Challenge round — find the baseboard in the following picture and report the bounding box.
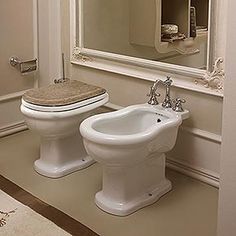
[166,158,220,188]
[0,121,28,138]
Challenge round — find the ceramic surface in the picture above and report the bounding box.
[21,93,109,178]
[80,104,189,215]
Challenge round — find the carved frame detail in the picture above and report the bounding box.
[195,57,225,91]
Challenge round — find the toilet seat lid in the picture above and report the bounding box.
[22,93,108,112]
[22,80,106,107]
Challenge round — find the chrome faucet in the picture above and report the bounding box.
[172,98,186,112]
[147,80,161,105]
[147,77,186,111]
[162,76,173,108]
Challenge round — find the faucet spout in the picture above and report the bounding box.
[162,76,173,108]
[151,79,161,92]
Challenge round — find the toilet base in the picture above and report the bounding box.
[34,131,95,178]
[95,179,172,216]
[34,155,95,178]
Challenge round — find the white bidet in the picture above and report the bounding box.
[80,103,189,216]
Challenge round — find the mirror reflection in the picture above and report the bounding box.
[80,0,209,69]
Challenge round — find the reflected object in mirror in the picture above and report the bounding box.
[161,33,186,43]
[190,6,197,38]
[161,23,186,44]
[161,24,179,35]
[79,0,209,69]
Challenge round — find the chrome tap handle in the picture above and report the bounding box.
[172,98,186,112]
[147,80,161,105]
[147,91,160,105]
[162,76,173,108]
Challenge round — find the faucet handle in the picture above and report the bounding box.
[147,91,160,105]
[172,98,186,112]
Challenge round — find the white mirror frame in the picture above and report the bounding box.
[70,0,224,97]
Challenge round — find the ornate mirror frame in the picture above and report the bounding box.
[70,0,224,97]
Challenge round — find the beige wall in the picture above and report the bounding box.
[0,1,63,135]
[217,0,236,234]
[0,0,35,95]
[0,0,37,134]
[0,99,24,130]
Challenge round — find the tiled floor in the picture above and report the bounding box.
[0,131,218,236]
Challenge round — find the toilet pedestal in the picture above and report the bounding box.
[95,153,172,216]
[34,131,95,178]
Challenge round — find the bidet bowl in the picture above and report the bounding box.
[80,104,183,165]
[81,104,182,144]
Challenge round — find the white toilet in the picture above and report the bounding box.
[21,80,109,178]
[80,103,189,216]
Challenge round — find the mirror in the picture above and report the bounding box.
[76,0,210,70]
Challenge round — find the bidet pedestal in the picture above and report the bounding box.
[34,132,95,178]
[95,153,172,216]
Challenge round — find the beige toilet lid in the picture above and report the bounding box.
[23,80,106,106]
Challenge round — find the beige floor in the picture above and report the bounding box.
[0,131,218,236]
[0,190,71,236]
